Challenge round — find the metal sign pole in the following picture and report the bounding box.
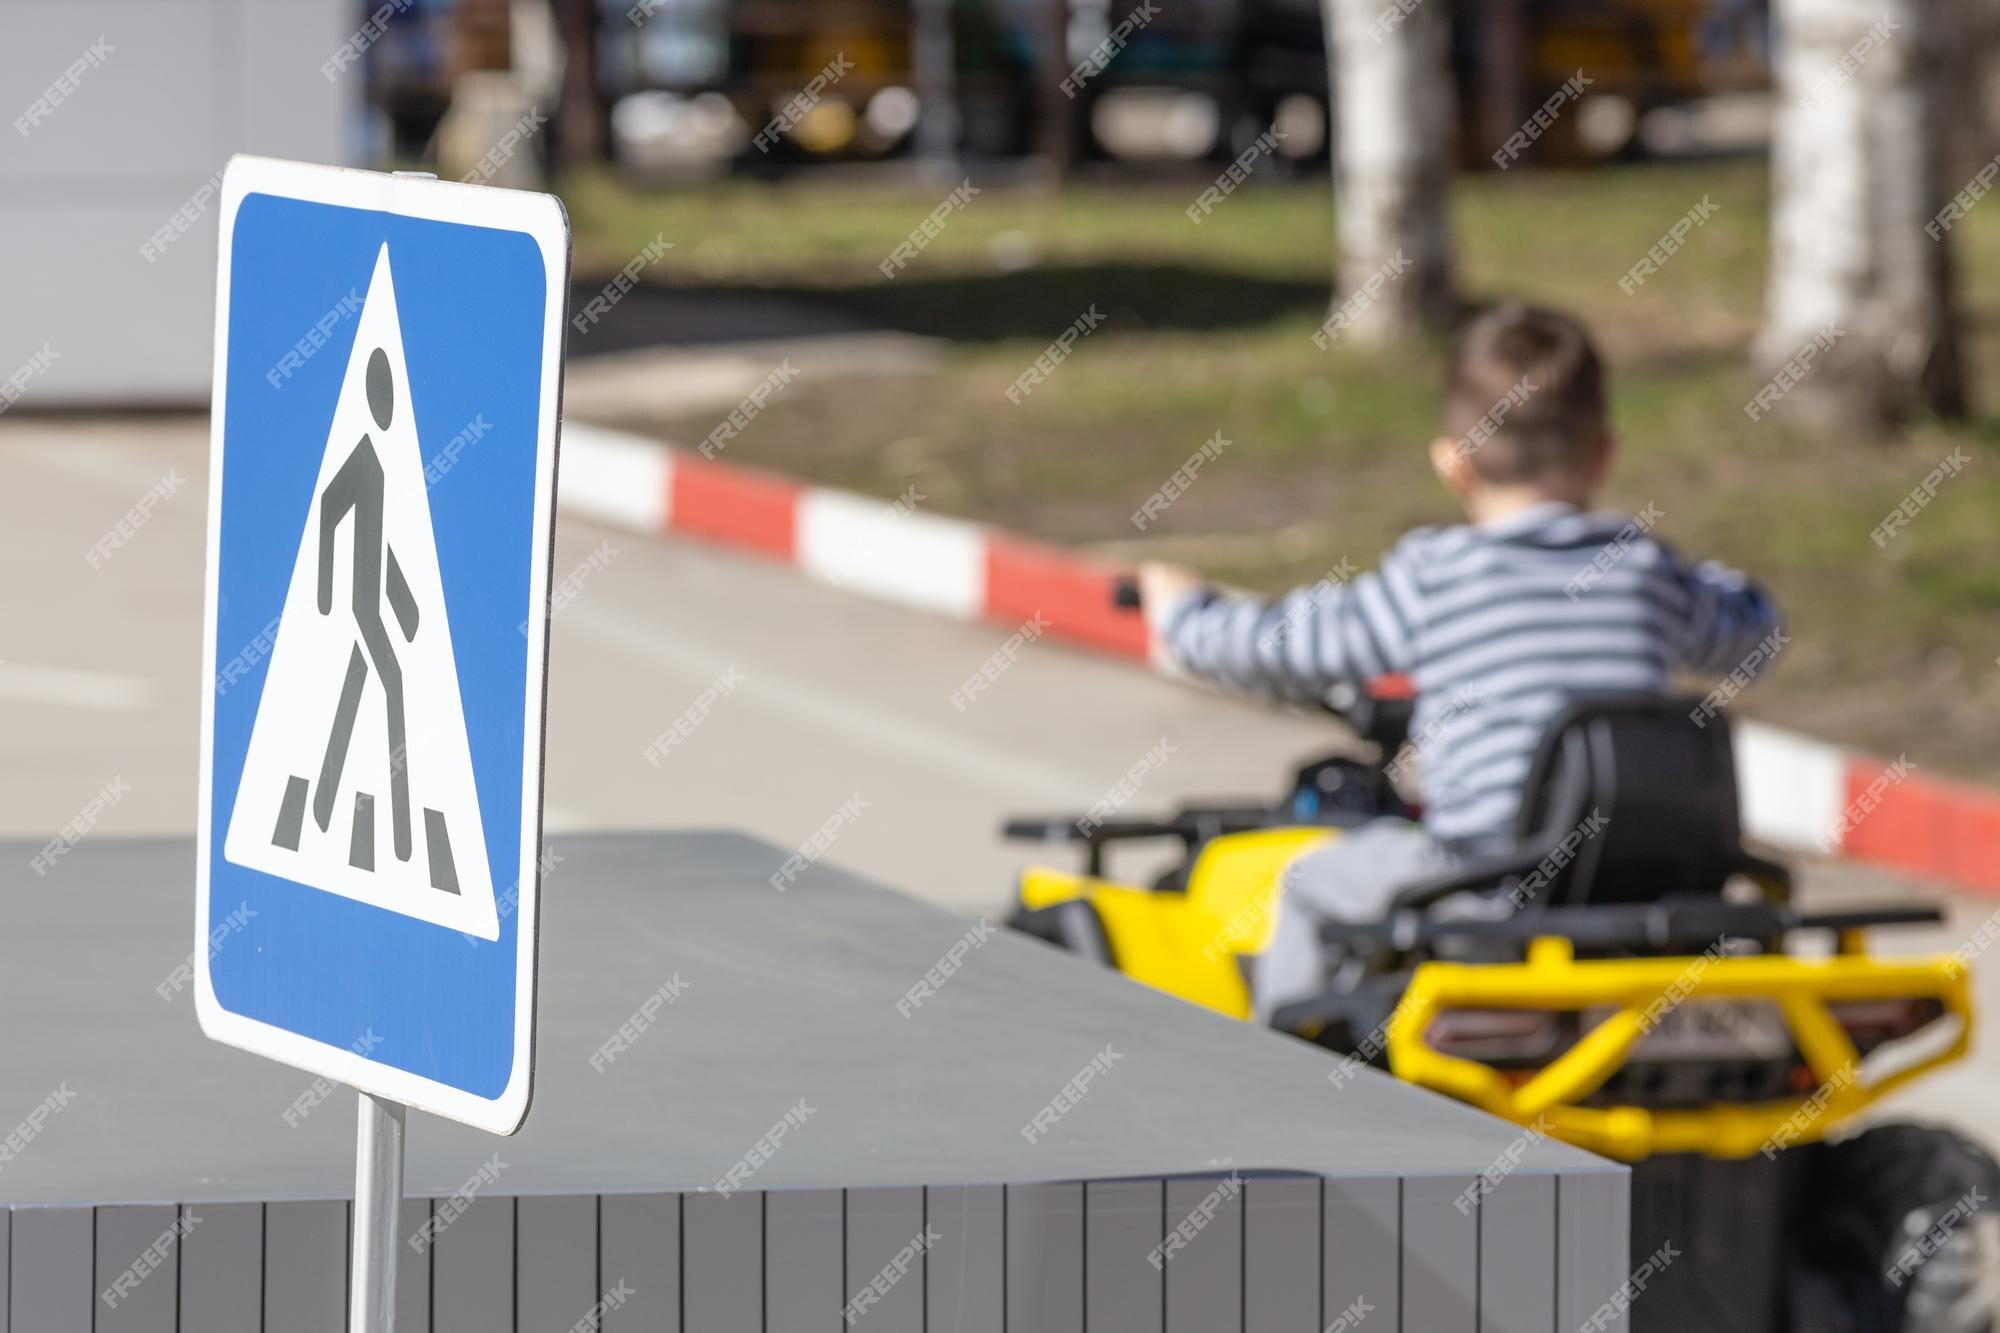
[350,1092,407,1332]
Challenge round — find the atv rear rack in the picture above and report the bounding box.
[1379,934,1974,1160]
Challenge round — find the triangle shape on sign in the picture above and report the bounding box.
[224,244,500,939]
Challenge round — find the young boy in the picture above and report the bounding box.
[1137,303,1781,1020]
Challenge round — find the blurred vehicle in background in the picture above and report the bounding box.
[349,0,1774,177]
[1489,0,1772,161]
[567,0,1772,177]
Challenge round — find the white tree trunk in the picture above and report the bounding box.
[1760,0,1964,424]
[1323,0,1456,342]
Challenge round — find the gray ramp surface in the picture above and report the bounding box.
[0,830,1615,1204]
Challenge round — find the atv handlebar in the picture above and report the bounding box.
[1005,808,1277,876]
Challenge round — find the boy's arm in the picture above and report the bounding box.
[1670,556,1783,677]
[1143,557,1418,700]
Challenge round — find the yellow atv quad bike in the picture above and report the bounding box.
[1006,640,1997,1331]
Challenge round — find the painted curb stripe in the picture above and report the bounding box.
[985,535,1149,661]
[1733,722,1847,858]
[796,488,986,619]
[558,423,669,536]
[668,454,799,559]
[1840,759,2000,895]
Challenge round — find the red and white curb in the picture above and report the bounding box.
[560,421,2000,900]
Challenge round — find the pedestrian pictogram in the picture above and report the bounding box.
[224,245,498,939]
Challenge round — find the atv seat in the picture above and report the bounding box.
[1367,694,1789,926]
[1283,698,1931,1038]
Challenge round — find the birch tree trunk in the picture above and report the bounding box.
[1321,0,1457,342]
[1759,0,1965,425]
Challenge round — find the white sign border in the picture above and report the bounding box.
[195,155,567,1135]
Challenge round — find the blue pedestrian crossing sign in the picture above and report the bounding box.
[196,157,568,1133]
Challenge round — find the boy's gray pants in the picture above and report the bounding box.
[1252,821,1466,1021]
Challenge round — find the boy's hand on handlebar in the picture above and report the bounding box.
[1136,560,1202,639]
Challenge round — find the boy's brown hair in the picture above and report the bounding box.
[1445,303,1607,484]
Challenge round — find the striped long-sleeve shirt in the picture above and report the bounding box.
[1164,502,1782,847]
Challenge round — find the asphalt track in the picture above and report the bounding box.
[3,413,1995,1150]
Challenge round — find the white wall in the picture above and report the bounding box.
[0,0,357,406]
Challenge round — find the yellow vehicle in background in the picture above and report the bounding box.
[1464,0,1770,163]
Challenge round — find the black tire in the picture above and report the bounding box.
[1005,901,1115,968]
[1793,1123,2000,1333]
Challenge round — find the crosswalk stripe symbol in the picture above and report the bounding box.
[224,244,500,939]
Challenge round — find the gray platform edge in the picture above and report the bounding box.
[6,1171,1633,1332]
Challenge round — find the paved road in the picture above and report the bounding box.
[3,413,1995,1147]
